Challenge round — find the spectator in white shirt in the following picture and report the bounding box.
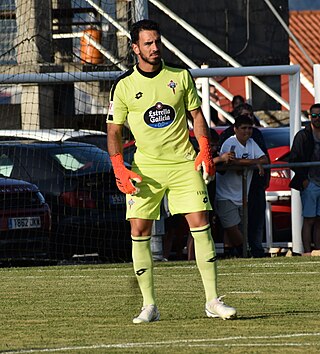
[215,115,268,257]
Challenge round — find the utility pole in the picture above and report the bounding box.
[15,0,55,129]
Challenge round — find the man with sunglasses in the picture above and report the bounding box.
[289,103,320,256]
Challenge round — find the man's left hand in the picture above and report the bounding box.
[195,136,216,184]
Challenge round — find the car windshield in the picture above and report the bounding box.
[260,128,290,149]
[67,136,107,151]
[48,145,112,175]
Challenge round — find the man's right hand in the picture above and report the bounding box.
[110,153,142,195]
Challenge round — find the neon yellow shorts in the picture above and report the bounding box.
[126,163,212,220]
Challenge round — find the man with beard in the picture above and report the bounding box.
[290,103,320,256]
[107,19,236,323]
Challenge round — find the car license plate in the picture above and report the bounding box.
[8,217,41,230]
[110,194,125,205]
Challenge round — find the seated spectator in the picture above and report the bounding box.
[215,115,268,257]
[233,103,262,127]
[219,103,270,257]
[231,95,245,116]
[209,85,227,126]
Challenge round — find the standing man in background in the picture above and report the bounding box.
[107,19,236,323]
[289,103,320,256]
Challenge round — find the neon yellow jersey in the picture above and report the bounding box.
[107,62,201,168]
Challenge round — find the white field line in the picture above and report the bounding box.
[2,270,320,280]
[189,343,312,347]
[164,270,320,276]
[219,271,320,276]
[2,271,318,281]
[229,291,262,294]
[2,332,320,353]
[220,261,320,268]
[24,276,91,279]
[1,260,320,276]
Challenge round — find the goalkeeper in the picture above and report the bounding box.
[107,19,236,323]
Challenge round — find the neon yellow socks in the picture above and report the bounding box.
[131,235,156,306]
[132,227,217,306]
[190,224,218,301]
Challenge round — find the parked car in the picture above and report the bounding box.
[0,140,131,262]
[258,127,290,192]
[0,128,132,153]
[0,129,108,151]
[0,177,51,261]
[257,127,291,242]
[123,139,137,165]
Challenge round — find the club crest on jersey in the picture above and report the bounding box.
[144,101,175,128]
[128,199,135,209]
[168,80,177,94]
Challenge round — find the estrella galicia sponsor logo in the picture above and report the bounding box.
[135,92,143,99]
[144,101,175,128]
[136,268,147,276]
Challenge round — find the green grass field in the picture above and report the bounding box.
[0,257,320,353]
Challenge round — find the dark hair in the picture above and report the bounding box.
[130,19,161,44]
[232,95,245,108]
[233,103,253,118]
[234,114,253,128]
[233,103,262,127]
[310,103,320,112]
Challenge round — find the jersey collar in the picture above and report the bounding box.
[136,61,163,78]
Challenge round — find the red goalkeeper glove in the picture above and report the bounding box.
[194,136,216,185]
[110,153,142,195]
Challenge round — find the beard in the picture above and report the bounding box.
[312,120,320,129]
[139,51,162,66]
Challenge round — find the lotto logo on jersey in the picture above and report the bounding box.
[144,102,175,128]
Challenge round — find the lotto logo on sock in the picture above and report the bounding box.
[136,268,147,276]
